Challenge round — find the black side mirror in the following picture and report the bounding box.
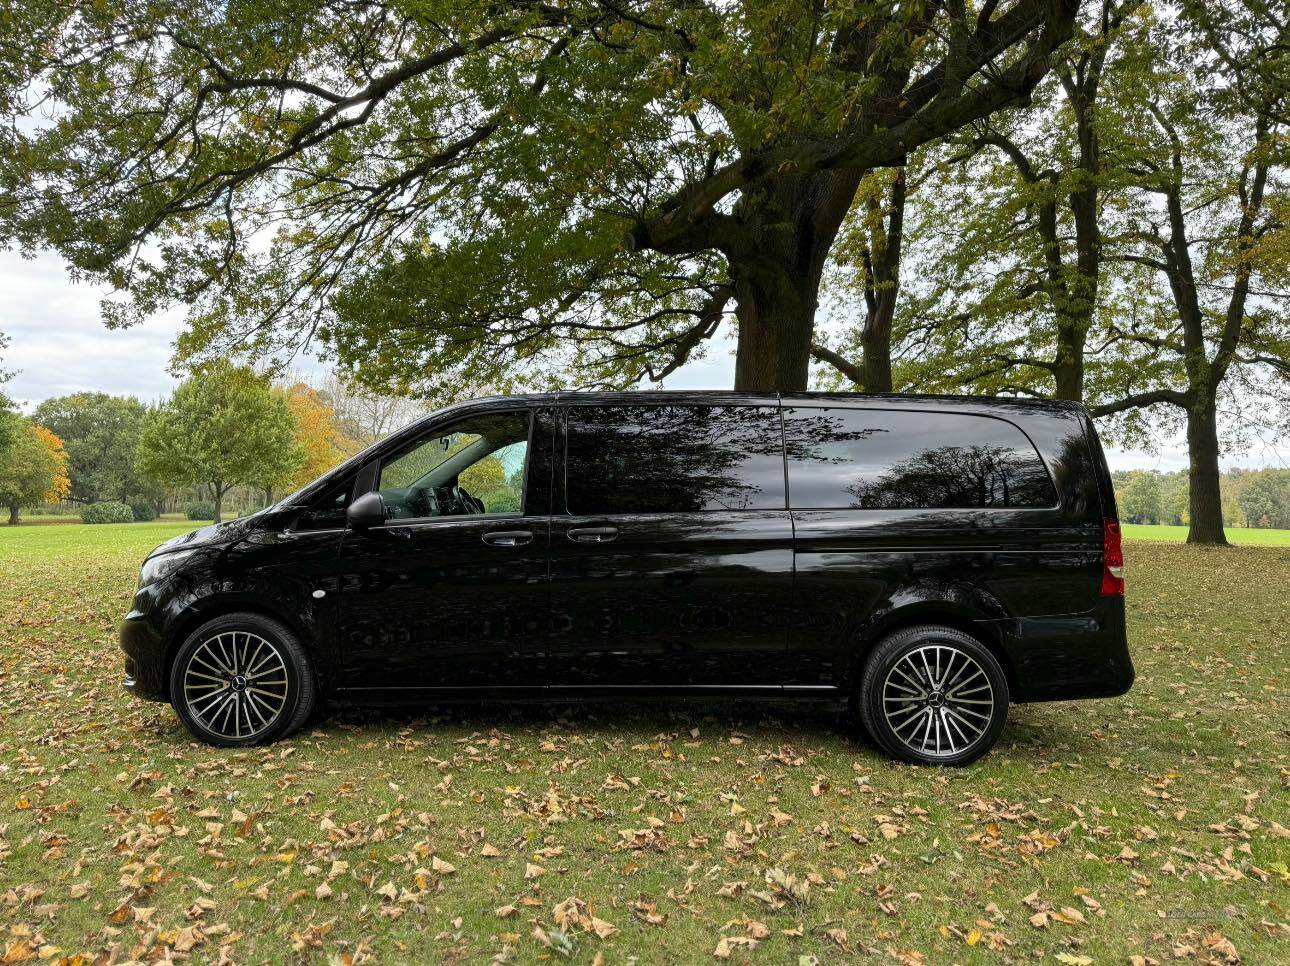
[346,491,387,531]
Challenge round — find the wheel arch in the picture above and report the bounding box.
[161,596,319,701]
[847,604,1016,698]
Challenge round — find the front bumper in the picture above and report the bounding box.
[119,603,170,702]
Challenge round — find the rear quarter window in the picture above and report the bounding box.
[783,407,1057,510]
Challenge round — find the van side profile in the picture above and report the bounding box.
[120,392,1133,764]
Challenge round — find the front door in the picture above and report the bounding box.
[546,400,796,690]
[337,406,554,692]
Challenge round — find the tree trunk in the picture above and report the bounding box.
[1184,398,1228,546]
[861,328,893,393]
[7,505,18,526]
[1052,329,1086,401]
[213,483,224,524]
[729,171,864,392]
[732,267,819,391]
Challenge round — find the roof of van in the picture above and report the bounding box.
[455,390,1085,412]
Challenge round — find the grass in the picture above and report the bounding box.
[0,523,1286,964]
[1121,524,1290,546]
[15,512,196,527]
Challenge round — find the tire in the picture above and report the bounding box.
[169,612,316,747]
[858,625,1009,767]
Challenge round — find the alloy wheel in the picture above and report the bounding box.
[181,631,289,740]
[881,643,995,760]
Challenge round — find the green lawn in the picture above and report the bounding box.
[1121,523,1290,546]
[0,524,1286,963]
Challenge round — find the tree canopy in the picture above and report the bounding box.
[0,421,70,525]
[32,392,159,505]
[814,0,1288,543]
[136,361,303,522]
[2,0,1080,397]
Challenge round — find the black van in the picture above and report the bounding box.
[120,392,1132,765]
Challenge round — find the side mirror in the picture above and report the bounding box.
[346,491,387,531]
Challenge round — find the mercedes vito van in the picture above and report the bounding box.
[120,392,1132,765]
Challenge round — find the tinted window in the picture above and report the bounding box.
[294,480,351,531]
[566,405,784,514]
[377,411,529,519]
[783,408,1056,509]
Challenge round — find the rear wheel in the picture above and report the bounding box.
[169,613,316,747]
[859,625,1008,766]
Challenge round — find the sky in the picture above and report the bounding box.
[2,248,1283,473]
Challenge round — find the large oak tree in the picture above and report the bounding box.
[1,0,1079,396]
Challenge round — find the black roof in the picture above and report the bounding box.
[440,389,1083,413]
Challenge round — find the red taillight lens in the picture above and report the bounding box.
[1101,518,1125,596]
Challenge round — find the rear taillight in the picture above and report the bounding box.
[1101,518,1125,596]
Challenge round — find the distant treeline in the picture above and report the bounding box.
[11,369,430,525]
[1113,469,1290,530]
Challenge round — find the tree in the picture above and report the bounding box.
[811,166,914,393]
[1085,1,1288,545]
[137,362,303,523]
[1236,469,1290,528]
[32,392,158,505]
[0,330,16,459]
[278,383,362,494]
[2,1,1081,397]
[0,421,70,525]
[1160,471,1189,525]
[846,0,1287,545]
[818,0,1142,398]
[1118,470,1162,524]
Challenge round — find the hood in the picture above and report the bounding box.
[147,512,270,558]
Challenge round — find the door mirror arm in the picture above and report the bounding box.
[346,491,388,531]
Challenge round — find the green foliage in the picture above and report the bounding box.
[479,488,521,515]
[128,500,157,522]
[0,420,69,524]
[136,360,303,521]
[0,330,15,458]
[79,500,134,524]
[1233,469,1290,529]
[33,392,157,505]
[1117,471,1164,525]
[185,502,216,522]
[0,1,1078,397]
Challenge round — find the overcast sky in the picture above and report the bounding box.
[3,247,1282,472]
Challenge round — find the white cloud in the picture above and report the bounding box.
[1,249,181,407]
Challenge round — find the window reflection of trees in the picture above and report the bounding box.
[783,408,1057,510]
[846,443,1056,509]
[566,406,784,513]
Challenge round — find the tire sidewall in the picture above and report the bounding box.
[169,614,310,748]
[863,627,1009,767]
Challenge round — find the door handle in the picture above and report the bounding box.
[567,526,619,544]
[482,529,533,547]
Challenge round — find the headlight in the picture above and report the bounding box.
[138,549,198,588]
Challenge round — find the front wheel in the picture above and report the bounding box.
[858,625,1009,766]
[169,613,316,747]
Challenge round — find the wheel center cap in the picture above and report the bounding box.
[230,675,247,692]
[927,690,945,708]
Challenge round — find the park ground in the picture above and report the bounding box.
[0,523,1286,964]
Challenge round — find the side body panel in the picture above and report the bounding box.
[120,517,346,700]
[546,396,797,690]
[784,398,1131,701]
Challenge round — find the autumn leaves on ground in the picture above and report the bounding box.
[0,525,1286,965]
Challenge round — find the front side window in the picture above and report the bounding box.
[783,408,1056,510]
[377,411,530,520]
[294,480,352,531]
[565,405,785,514]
